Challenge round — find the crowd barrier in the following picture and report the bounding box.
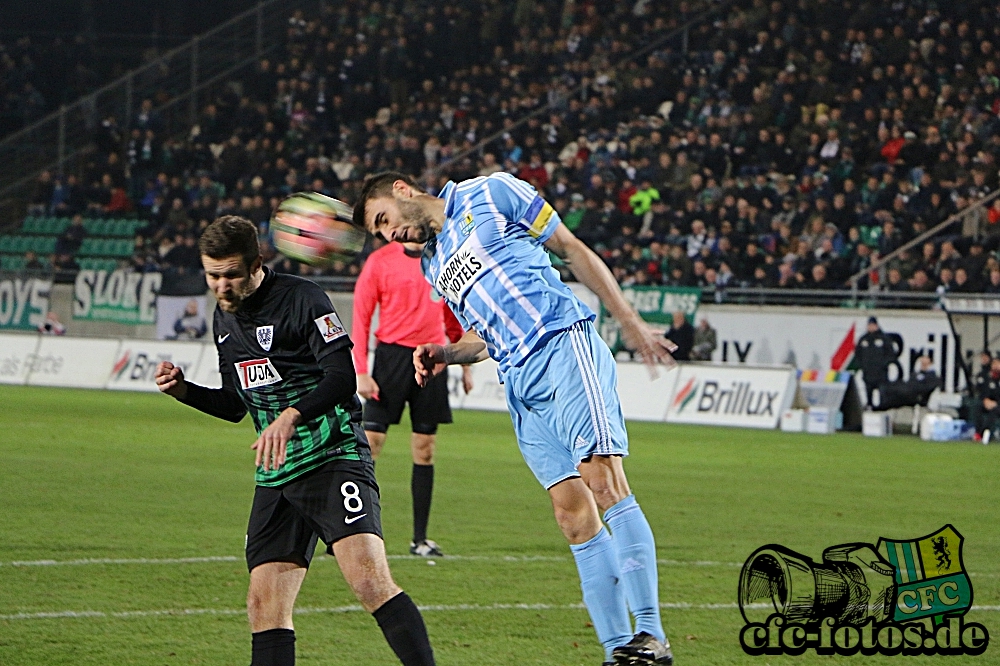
[1,332,799,429]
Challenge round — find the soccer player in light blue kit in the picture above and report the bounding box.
[355,171,677,665]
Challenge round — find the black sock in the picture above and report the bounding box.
[411,464,434,543]
[251,628,295,666]
[373,592,435,666]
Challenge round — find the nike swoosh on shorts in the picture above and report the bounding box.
[218,334,230,343]
[345,513,367,524]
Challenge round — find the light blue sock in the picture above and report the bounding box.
[604,494,665,642]
[570,527,633,660]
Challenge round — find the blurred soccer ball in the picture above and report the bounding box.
[270,192,367,266]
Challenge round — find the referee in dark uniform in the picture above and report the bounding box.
[155,216,435,666]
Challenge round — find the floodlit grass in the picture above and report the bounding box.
[0,385,997,664]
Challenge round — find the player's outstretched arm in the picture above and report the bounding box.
[543,224,678,373]
[413,331,487,387]
[154,361,248,423]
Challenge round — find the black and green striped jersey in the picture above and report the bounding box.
[213,268,367,487]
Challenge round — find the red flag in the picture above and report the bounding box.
[830,323,856,371]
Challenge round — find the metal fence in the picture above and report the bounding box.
[700,286,959,309]
[0,0,307,222]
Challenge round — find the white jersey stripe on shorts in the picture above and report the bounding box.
[568,329,604,453]
[568,324,609,454]
[572,323,613,454]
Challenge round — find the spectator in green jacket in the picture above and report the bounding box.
[629,180,660,216]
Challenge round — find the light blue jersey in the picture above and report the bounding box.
[421,172,594,378]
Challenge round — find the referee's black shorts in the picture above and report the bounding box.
[245,459,382,572]
[363,342,452,433]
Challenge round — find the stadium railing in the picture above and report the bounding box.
[429,0,736,181]
[700,286,947,309]
[0,0,308,226]
[845,189,1000,295]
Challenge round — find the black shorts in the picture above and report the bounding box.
[362,342,452,429]
[245,459,382,572]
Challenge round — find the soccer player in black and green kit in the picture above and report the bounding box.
[154,216,435,666]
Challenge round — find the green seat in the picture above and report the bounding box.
[21,217,38,233]
[79,238,95,255]
[1,255,25,271]
[0,236,12,253]
[52,218,71,234]
[13,236,29,253]
[36,237,56,254]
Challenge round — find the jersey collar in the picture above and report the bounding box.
[438,180,458,219]
[425,180,457,259]
[240,266,275,313]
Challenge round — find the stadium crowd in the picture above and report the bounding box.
[0,35,102,139]
[19,0,1000,295]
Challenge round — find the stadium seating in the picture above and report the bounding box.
[9,0,1000,297]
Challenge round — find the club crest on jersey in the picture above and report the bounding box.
[235,358,282,391]
[460,212,475,236]
[435,238,486,303]
[314,312,347,343]
[256,325,274,351]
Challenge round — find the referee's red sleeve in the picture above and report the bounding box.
[351,253,380,375]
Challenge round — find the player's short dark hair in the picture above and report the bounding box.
[352,171,422,229]
[199,215,260,269]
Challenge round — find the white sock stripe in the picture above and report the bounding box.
[567,325,607,454]
[571,324,612,453]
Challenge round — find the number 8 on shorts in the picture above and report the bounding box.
[341,481,364,513]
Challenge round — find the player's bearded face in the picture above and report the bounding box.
[203,255,258,313]
[394,198,433,243]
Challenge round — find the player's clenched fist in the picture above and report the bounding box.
[154,361,188,399]
[413,344,448,387]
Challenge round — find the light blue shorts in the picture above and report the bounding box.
[504,320,629,489]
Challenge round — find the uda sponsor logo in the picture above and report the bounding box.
[236,358,282,390]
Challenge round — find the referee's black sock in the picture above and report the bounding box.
[251,628,295,666]
[411,464,434,543]
[373,591,435,666]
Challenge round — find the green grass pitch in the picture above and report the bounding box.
[0,384,997,665]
